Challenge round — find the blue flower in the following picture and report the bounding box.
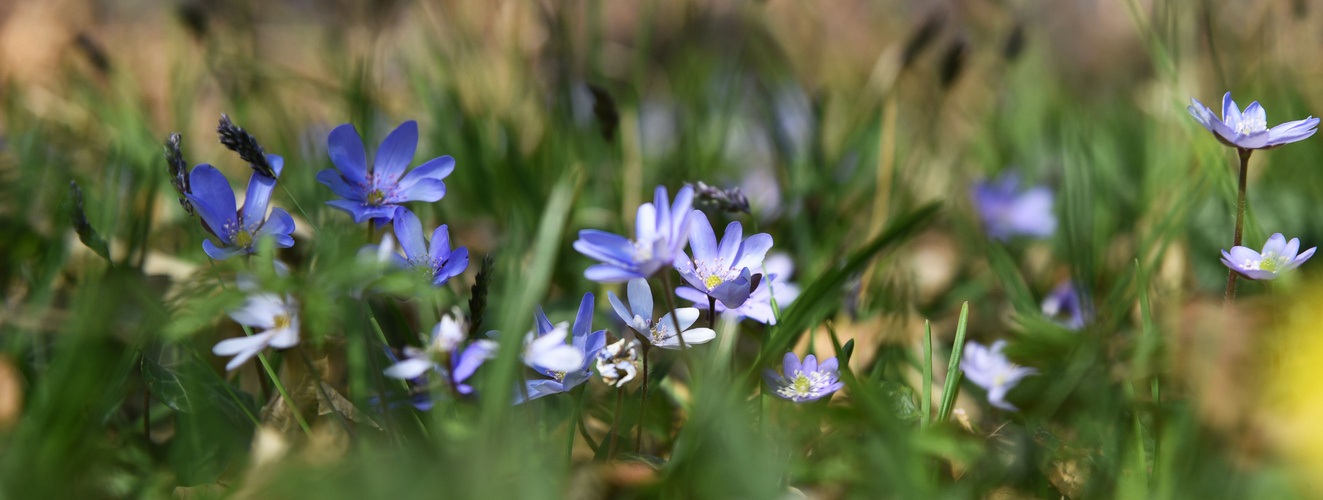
[674,211,772,308]
[1221,233,1316,281]
[677,253,800,324]
[960,340,1037,411]
[390,208,469,287]
[316,121,455,225]
[384,316,497,398]
[573,185,696,282]
[1188,93,1319,150]
[516,293,607,404]
[763,352,844,403]
[608,278,716,349]
[1041,280,1089,330]
[184,160,295,260]
[970,172,1056,241]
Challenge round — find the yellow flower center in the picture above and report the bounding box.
[704,275,724,289]
[273,314,291,330]
[366,189,387,205]
[234,230,253,248]
[793,373,811,394]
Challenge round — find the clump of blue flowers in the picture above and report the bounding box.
[317,121,455,225]
[677,253,800,324]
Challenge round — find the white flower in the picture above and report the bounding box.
[213,292,300,371]
[607,278,716,349]
[596,338,641,387]
[522,323,585,372]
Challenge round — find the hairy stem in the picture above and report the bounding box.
[635,349,649,453]
[609,387,624,460]
[1224,148,1252,306]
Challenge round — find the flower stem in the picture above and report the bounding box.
[279,183,319,235]
[1224,148,1252,306]
[707,295,717,330]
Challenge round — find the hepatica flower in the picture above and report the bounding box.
[317,120,455,225]
[213,291,300,371]
[677,253,800,324]
[1221,233,1316,280]
[608,278,716,349]
[674,211,772,308]
[1187,93,1319,150]
[596,338,642,388]
[961,340,1037,411]
[185,162,295,260]
[391,208,469,287]
[1041,280,1089,330]
[573,185,696,282]
[384,315,496,396]
[970,172,1056,241]
[763,352,844,403]
[517,293,607,404]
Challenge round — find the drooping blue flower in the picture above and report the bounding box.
[677,253,800,324]
[1041,280,1089,330]
[516,293,607,404]
[573,185,696,282]
[970,172,1056,241]
[185,160,295,260]
[763,352,844,403]
[674,211,772,308]
[316,120,454,225]
[1221,233,1316,281]
[390,208,469,287]
[1188,93,1319,150]
[608,278,716,349]
[961,340,1037,411]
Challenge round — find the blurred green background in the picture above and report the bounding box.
[2,0,1323,498]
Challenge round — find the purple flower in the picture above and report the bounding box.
[185,161,295,260]
[516,293,608,404]
[677,253,800,324]
[1187,93,1319,150]
[389,208,469,287]
[573,185,696,282]
[960,340,1037,411]
[1041,280,1089,330]
[316,121,455,225]
[674,211,772,308]
[1220,233,1316,280]
[384,336,497,398]
[763,352,844,403]
[970,172,1056,241]
[607,278,716,349]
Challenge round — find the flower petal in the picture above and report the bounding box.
[429,224,452,263]
[1262,233,1288,256]
[373,120,418,184]
[572,293,595,339]
[395,155,454,202]
[327,124,368,186]
[392,208,428,261]
[203,239,245,260]
[688,211,718,262]
[186,165,237,242]
[627,278,653,320]
[782,351,801,376]
[325,199,398,224]
[384,358,434,380]
[316,168,361,200]
[584,265,640,283]
[717,221,743,266]
[240,172,277,231]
